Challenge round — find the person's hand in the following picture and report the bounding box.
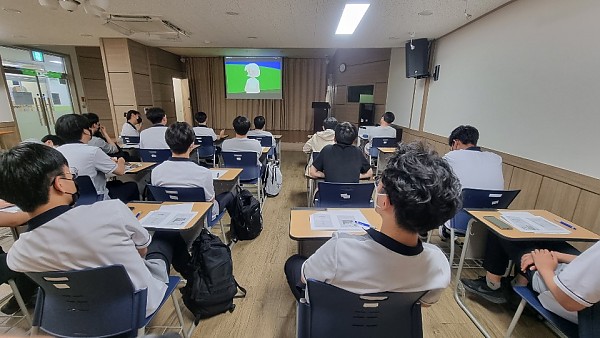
[99,125,109,137]
[531,249,558,274]
[137,247,148,258]
[521,252,536,272]
[0,200,13,209]
[117,157,125,165]
[219,129,226,138]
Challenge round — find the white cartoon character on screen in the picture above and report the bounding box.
[244,63,261,94]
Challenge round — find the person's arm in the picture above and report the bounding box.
[98,125,119,153]
[553,251,578,264]
[119,202,152,251]
[112,157,126,175]
[93,148,124,176]
[302,139,313,153]
[0,211,30,228]
[359,168,373,180]
[301,236,338,284]
[217,129,225,140]
[359,151,372,179]
[309,165,325,179]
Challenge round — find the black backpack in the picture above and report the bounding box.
[227,187,263,241]
[181,228,246,323]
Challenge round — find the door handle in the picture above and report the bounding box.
[45,98,56,123]
[34,98,47,127]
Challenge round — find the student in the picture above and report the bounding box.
[364,111,397,154]
[55,114,139,203]
[221,116,263,166]
[309,122,372,183]
[303,117,338,176]
[247,115,275,147]
[139,107,169,150]
[121,110,142,138]
[41,134,64,148]
[151,122,234,219]
[193,111,225,141]
[285,142,461,303]
[84,113,120,155]
[0,143,192,317]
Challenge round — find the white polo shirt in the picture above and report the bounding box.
[57,143,117,198]
[443,147,504,190]
[302,229,451,305]
[6,200,167,317]
[365,125,397,153]
[247,129,275,147]
[121,122,139,137]
[193,125,218,141]
[88,136,119,155]
[139,125,169,150]
[221,137,263,165]
[151,158,219,219]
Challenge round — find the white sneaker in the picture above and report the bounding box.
[438,225,450,241]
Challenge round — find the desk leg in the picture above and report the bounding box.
[276,139,281,161]
[298,239,327,257]
[453,221,491,338]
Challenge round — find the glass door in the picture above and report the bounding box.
[5,73,52,140]
[38,74,75,133]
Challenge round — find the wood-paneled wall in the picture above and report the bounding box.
[148,48,184,123]
[330,48,391,124]
[401,128,600,249]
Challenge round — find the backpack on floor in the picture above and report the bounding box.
[227,187,263,241]
[181,228,246,324]
[263,160,283,197]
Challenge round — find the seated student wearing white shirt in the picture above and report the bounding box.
[0,143,193,317]
[221,116,263,166]
[139,107,169,150]
[303,117,338,176]
[121,109,142,138]
[247,115,275,148]
[84,113,120,155]
[364,111,397,154]
[41,134,64,148]
[285,142,461,304]
[193,111,225,142]
[151,122,234,219]
[55,114,139,203]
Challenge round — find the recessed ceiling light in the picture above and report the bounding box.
[3,8,22,14]
[225,11,239,16]
[80,33,93,37]
[335,3,370,35]
[247,36,257,39]
[418,10,433,16]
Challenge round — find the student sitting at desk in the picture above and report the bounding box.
[364,111,396,155]
[0,143,193,317]
[309,122,372,183]
[121,109,142,138]
[41,134,64,148]
[151,122,234,219]
[193,111,226,142]
[285,142,461,303]
[221,116,263,166]
[84,113,120,155]
[140,107,169,150]
[247,115,275,148]
[303,117,337,176]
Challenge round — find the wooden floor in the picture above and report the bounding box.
[0,150,558,337]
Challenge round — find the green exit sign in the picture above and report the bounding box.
[31,50,44,62]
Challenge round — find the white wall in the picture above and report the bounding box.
[385,48,415,127]
[423,0,600,179]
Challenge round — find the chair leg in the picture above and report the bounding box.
[449,228,455,266]
[137,327,145,337]
[505,299,526,338]
[219,219,227,244]
[426,230,432,243]
[8,279,32,326]
[30,325,39,336]
[172,294,189,338]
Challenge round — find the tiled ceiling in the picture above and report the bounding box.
[0,0,512,56]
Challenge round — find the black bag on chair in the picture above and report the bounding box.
[181,228,246,323]
[227,187,263,241]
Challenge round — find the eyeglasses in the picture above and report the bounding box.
[51,167,79,185]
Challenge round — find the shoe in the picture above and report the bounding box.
[438,225,450,241]
[0,295,35,315]
[418,231,429,242]
[461,276,507,304]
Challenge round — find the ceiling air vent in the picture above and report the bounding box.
[104,14,189,40]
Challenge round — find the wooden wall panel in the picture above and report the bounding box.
[132,74,153,106]
[82,79,109,100]
[572,191,600,236]
[0,122,20,149]
[77,57,106,80]
[101,39,130,72]
[334,85,347,105]
[335,60,391,86]
[535,177,581,220]
[374,82,388,104]
[128,41,150,75]
[508,168,542,209]
[108,73,136,106]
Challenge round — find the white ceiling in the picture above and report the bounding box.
[0,0,512,56]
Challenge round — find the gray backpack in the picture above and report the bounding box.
[263,161,283,197]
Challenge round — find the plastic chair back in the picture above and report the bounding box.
[195,136,216,159]
[248,135,273,147]
[369,137,396,157]
[298,279,426,338]
[451,189,521,233]
[315,182,375,208]
[147,185,206,203]
[122,136,140,145]
[139,149,171,163]
[221,152,260,182]
[74,175,101,206]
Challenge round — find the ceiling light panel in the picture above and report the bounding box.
[335,3,370,35]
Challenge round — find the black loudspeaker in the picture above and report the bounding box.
[405,38,430,78]
[312,102,330,133]
[358,103,375,126]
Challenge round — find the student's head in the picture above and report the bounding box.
[380,111,395,125]
[195,111,208,125]
[0,143,76,212]
[253,116,266,130]
[55,114,93,144]
[232,116,251,136]
[448,125,479,150]
[165,122,195,156]
[146,107,167,125]
[83,113,100,133]
[376,142,462,234]
[323,117,338,131]
[334,122,358,145]
[41,135,64,148]
[125,110,142,124]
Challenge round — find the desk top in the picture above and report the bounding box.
[289,208,382,240]
[468,209,600,242]
[125,162,156,174]
[273,134,282,139]
[211,168,242,181]
[377,147,397,153]
[0,131,14,136]
[127,201,212,230]
[262,147,271,154]
[120,143,140,149]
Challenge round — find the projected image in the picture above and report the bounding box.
[225,57,282,99]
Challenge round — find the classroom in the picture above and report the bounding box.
[0,0,599,337]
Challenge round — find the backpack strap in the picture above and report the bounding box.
[234,280,247,298]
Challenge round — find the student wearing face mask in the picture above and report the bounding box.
[121,110,142,138]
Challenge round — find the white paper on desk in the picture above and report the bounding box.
[158,203,194,213]
[125,163,142,172]
[211,170,228,179]
[140,211,198,229]
[0,206,20,213]
[309,210,369,231]
[500,212,569,234]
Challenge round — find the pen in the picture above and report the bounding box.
[556,219,576,230]
[354,220,371,229]
[135,212,141,219]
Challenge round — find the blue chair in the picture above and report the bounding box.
[195,136,216,166]
[248,135,275,158]
[26,265,193,338]
[369,137,397,163]
[139,149,171,163]
[147,185,227,242]
[74,175,102,206]
[121,136,140,145]
[314,182,375,208]
[221,152,263,204]
[297,279,426,338]
[506,286,600,338]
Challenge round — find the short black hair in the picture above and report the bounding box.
[253,116,266,129]
[83,113,100,127]
[146,107,166,124]
[323,117,338,130]
[0,143,68,212]
[232,116,251,135]
[334,122,357,145]
[448,125,479,146]
[381,142,462,233]
[195,111,207,124]
[41,135,64,146]
[165,122,195,155]
[55,114,90,143]
[382,112,395,124]
[125,110,140,120]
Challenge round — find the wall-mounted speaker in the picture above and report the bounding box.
[405,38,431,79]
